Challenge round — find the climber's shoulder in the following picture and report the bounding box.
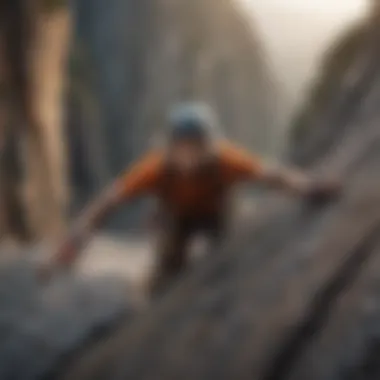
[216,140,261,166]
[136,149,166,171]
[118,149,166,183]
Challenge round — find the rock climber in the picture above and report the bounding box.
[38,102,340,296]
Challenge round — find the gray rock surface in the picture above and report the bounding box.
[58,27,380,380]
[0,242,137,380]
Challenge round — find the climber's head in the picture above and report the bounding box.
[167,102,218,171]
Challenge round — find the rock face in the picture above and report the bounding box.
[289,18,373,163]
[59,14,380,380]
[0,0,72,241]
[70,0,280,226]
[0,250,135,380]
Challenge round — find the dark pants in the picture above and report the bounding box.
[149,213,224,297]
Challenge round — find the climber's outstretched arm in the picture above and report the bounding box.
[257,163,342,200]
[220,142,341,199]
[258,165,313,195]
[38,152,163,282]
[62,183,124,259]
[37,183,126,283]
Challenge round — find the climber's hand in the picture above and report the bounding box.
[304,177,342,203]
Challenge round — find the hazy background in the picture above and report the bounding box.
[239,0,366,110]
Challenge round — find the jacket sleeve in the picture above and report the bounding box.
[219,142,265,183]
[115,152,163,200]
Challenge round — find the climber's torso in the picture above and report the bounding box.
[156,156,227,218]
[117,140,263,219]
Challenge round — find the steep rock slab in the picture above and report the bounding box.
[59,18,380,380]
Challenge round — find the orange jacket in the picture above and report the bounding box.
[116,141,264,217]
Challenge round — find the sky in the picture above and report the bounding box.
[238,0,367,110]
